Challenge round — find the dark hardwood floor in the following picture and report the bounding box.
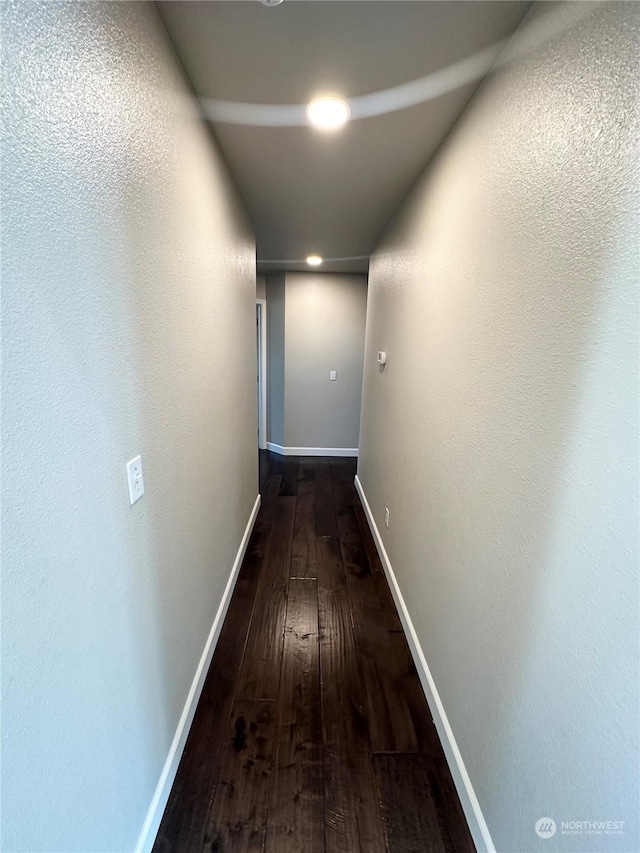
[153,453,475,853]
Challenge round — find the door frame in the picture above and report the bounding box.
[256,299,268,450]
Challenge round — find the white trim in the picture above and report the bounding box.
[354,475,495,853]
[266,443,358,458]
[256,299,268,451]
[134,494,262,853]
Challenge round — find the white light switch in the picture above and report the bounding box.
[330,370,337,381]
[126,456,145,505]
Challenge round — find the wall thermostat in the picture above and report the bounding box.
[377,351,387,365]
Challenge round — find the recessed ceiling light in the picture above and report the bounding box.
[306,255,323,267]
[306,97,351,131]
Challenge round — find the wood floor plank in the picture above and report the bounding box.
[152,515,270,853]
[200,700,275,853]
[259,449,269,493]
[337,506,420,753]
[236,497,295,700]
[338,499,452,758]
[353,497,404,632]
[263,472,283,498]
[317,536,386,853]
[291,465,316,579]
[330,462,352,514]
[375,755,448,853]
[387,632,446,756]
[426,753,477,852]
[266,452,285,475]
[298,461,316,484]
[315,463,337,537]
[266,579,324,853]
[351,617,419,754]
[279,458,300,497]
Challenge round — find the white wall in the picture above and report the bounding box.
[1,3,258,851]
[283,272,367,451]
[256,273,266,300]
[265,272,367,452]
[358,3,639,852]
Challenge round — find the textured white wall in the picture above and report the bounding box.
[358,3,639,851]
[1,3,257,851]
[283,272,367,449]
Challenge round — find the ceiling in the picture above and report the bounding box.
[157,1,530,273]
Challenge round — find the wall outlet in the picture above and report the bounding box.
[126,455,145,505]
[330,370,337,381]
[384,507,390,528]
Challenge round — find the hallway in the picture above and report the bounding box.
[3,2,638,851]
[153,454,474,853]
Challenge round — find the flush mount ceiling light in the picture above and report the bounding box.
[306,255,323,267]
[306,97,351,131]
[259,0,284,6]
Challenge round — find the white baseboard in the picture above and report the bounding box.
[134,494,262,853]
[353,475,495,853]
[267,442,358,458]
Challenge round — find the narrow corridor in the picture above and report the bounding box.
[153,454,475,853]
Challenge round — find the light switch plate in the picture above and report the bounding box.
[126,456,144,505]
[330,370,337,381]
